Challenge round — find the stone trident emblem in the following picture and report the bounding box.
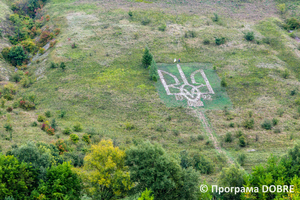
[158,64,214,107]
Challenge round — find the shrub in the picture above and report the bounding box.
[173,129,179,136]
[54,139,68,154]
[184,30,196,38]
[242,118,254,129]
[229,122,235,127]
[47,127,55,135]
[6,107,13,112]
[0,97,6,108]
[45,110,51,118]
[203,39,210,45]
[225,132,233,143]
[277,108,284,117]
[50,62,58,68]
[282,69,290,79]
[244,31,254,41]
[141,17,151,25]
[19,99,35,110]
[215,37,226,45]
[11,71,23,83]
[277,3,286,14]
[193,154,214,174]
[237,153,246,166]
[70,133,79,144]
[51,119,58,131]
[197,135,204,140]
[50,40,57,48]
[39,47,45,54]
[128,10,133,17]
[59,110,66,118]
[239,136,246,147]
[54,28,61,36]
[272,118,279,126]
[71,42,77,49]
[235,130,243,138]
[286,18,300,30]
[212,13,219,22]
[221,77,227,87]
[73,122,83,132]
[274,128,281,134]
[31,121,38,127]
[295,98,300,105]
[4,123,12,132]
[158,24,166,31]
[261,119,272,130]
[41,121,50,131]
[82,133,91,144]
[37,115,46,122]
[62,127,72,135]
[60,62,66,71]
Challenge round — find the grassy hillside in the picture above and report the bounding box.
[1,0,300,184]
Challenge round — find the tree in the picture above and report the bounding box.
[218,165,245,200]
[8,45,26,66]
[142,47,153,68]
[0,154,38,199]
[138,188,154,200]
[60,62,66,71]
[77,140,133,199]
[149,59,158,81]
[125,141,200,200]
[34,162,82,199]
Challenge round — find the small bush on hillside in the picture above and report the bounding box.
[149,59,158,81]
[235,130,243,138]
[221,77,227,87]
[193,154,214,174]
[37,115,46,122]
[212,13,219,22]
[60,62,66,71]
[282,69,290,79]
[59,110,66,118]
[286,18,300,30]
[71,43,77,49]
[261,119,272,130]
[4,123,12,132]
[31,121,38,127]
[242,118,254,129]
[184,30,196,38]
[274,128,281,134]
[237,153,246,166]
[239,136,246,147]
[215,37,226,45]
[125,122,135,130]
[203,39,210,45]
[142,47,153,68]
[244,31,255,41]
[82,133,91,144]
[225,132,233,143]
[158,24,166,31]
[46,127,55,135]
[63,127,72,135]
[173,129,179,136]
[50,62,58,68]
[128,11,133,17]
[295,98,300,105]
[229,122,234,127]
[277,108,284,117]
[272,118,279,126]
[141,17,151,25]
[45,110,51,118]
[197,135,204,140]
[73,122,83,132]
[70,133,79,144]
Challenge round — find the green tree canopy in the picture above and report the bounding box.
[142,47,153,68]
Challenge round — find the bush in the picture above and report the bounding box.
[242,118,254,129]
[39,47,45,55]
[286,18,300,30]
[73,122,83,132]
[37,115,46,122]
[203,39,210,45]
[239,136,246,147]
[193,154,214,174]
[197,135,204,140]
[59,110,66,118]
[244,31,254,41]
[272,118,279,126]
[70,133,79,144]
[274,128,281,134]
[215,37,226,45]
[237,153,246,166]
[184,30,196,38]
[212,13,219,22]
[82,133,91,144]
[229,122,234,127]
[282,69,290,79]
[71,42,77,49]
[149,59,158,81]
[54,28,61,36]
[45,110,51,118]
[221,77,227,87]
[4,123,12,132]
[8,45,27,66]
[128,10,133,17]
[60,62,66,71]
[50,62,58,68]
[6,107,13,112]
[158,24,166,31]
[46,127,55,135]
[141,17,151,25]
[125,122,135,130]
[62,127,72,135]
[261,119,272,130]
[31,121,38,127]
[225,132,233,143]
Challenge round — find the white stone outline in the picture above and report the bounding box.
[158,64,214,107]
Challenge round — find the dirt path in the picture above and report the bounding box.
[192,109,234,164]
